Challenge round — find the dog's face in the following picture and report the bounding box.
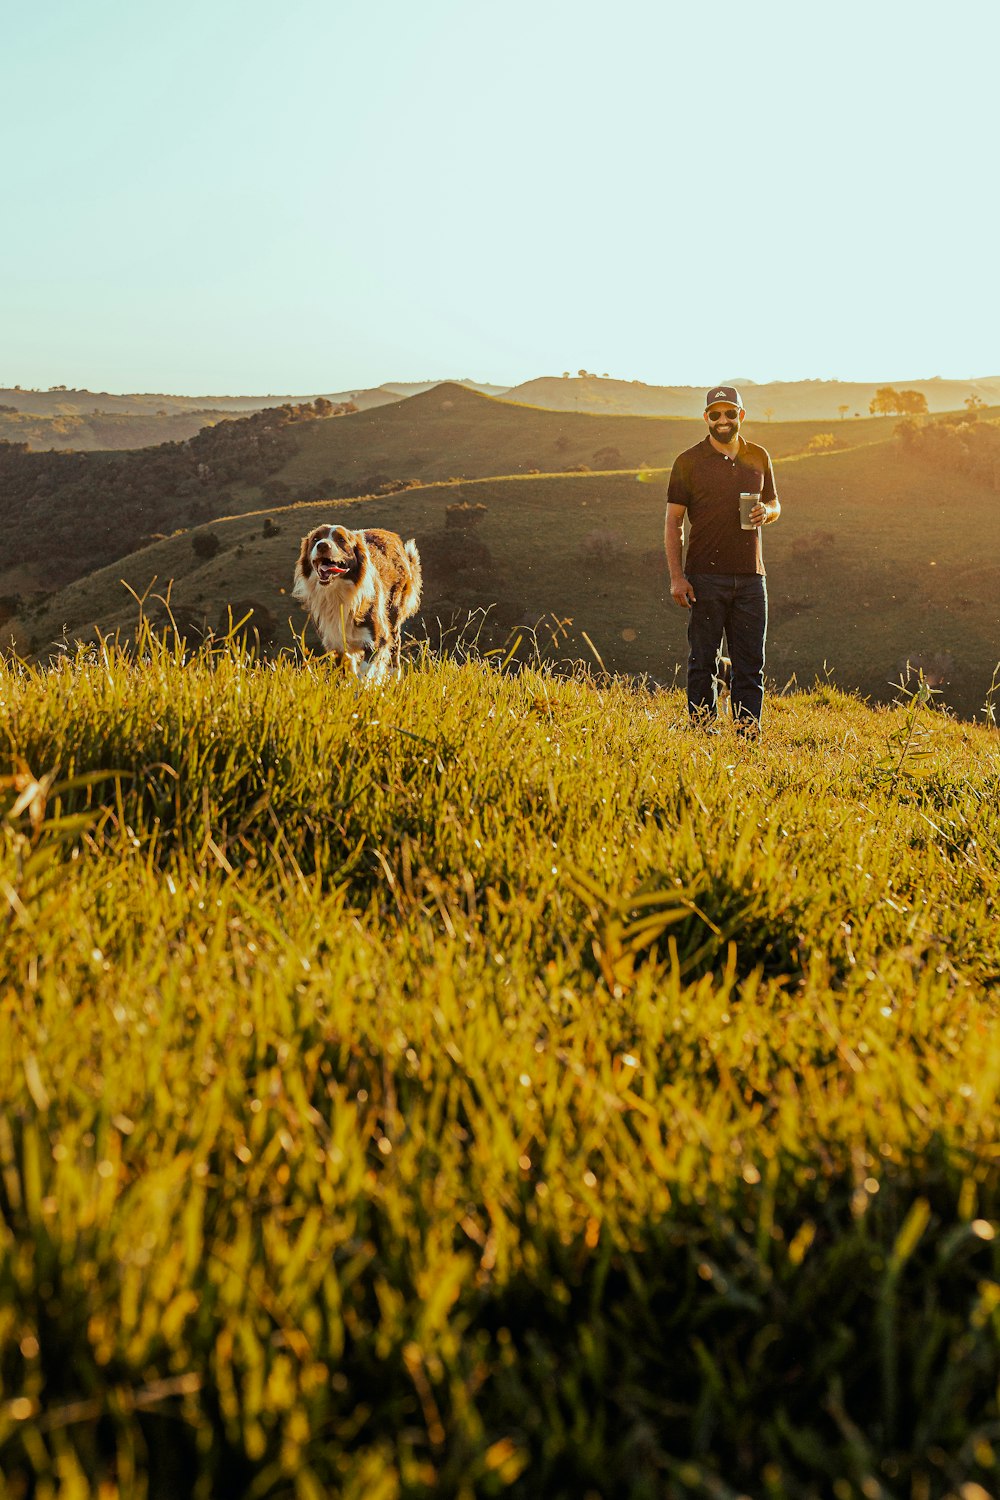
[299,525,362,586]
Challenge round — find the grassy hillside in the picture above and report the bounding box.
[1,643,998,1497]
[8,427,1000,719]
[267,383,901,498]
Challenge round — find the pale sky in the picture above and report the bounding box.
[4,0,998,395]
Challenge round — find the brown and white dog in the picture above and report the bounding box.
[293,524,422,683]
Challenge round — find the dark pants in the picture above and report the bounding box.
[686,573,768,728]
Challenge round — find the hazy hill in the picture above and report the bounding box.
[9,425,1000,719]
[0,406,235,453]
[503,374,1000,421]
[0,379,509,446]
[378,379,509,397]
[0,387,300,417]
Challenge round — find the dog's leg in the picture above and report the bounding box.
[359,650,390,686]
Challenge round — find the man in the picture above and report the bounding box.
[664,385,781,736]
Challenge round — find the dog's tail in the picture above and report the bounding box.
[400,540,423,619]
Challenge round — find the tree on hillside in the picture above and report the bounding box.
[763,408,774,422]
[869,386,902,416]
[869,386,926,417]
[965,394,985,417]
[838,404,849,420]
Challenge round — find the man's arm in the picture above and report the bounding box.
[755,451,780,525]
[664,501,695,607]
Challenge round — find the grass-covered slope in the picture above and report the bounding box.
[266,383,899,497]
[1,641,999,1498]
[9,427,1000,718]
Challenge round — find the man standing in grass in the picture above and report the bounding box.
[664,385,781,737]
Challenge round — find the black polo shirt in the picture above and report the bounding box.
[666,435,777,575]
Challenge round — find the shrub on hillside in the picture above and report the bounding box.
[191,531,222,560]
[895,414,1000,491]
[445,500,488,529]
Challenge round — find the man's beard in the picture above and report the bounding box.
[711,421,737,440]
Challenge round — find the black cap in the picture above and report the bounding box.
[705,385,743,410]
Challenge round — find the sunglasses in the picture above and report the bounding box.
[708,409,739,421]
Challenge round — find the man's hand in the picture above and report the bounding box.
[671,576,696,608]
[746,501,779,525]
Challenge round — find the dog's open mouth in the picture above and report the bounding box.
[315,559,349,584]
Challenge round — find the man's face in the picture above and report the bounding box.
[705,403,744,442]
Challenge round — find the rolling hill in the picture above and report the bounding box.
[256,382,904,494]
[0,384,905,599]
[8,420,1000,720]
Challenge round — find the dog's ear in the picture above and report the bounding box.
[298,528,319,578]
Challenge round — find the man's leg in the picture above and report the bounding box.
[728,575,768,733]
[686,574,729,724]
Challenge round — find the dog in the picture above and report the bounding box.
[292,523,422,682]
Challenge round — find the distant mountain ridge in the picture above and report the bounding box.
[5,374,1000,452]
[0,380,507,421]
[501,375,1000,421]
[0,380,511,450]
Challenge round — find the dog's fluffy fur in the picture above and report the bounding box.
[292,524,422,682]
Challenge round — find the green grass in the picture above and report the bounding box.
[1,634,999,1498]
